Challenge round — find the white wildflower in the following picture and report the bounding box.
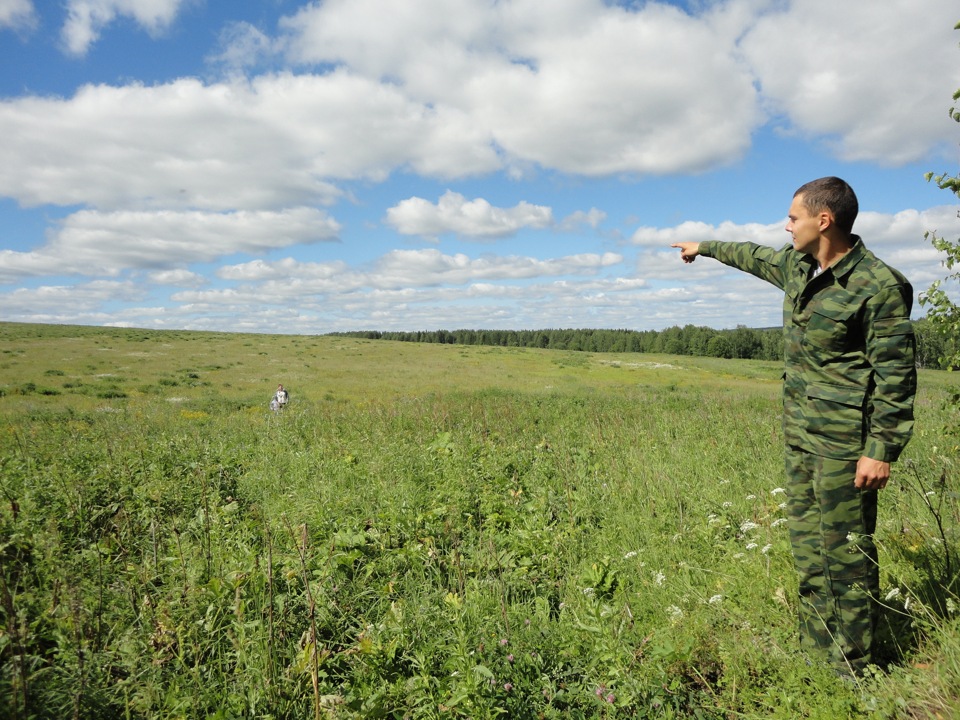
[746,542,758,550]
[740,521,760,533]
[654,571,666,586]
[771,488,786,496]
[667,605,684,620]
[761,544,773,554]
[722,501,733,509]
[708,594,722,605]
[771,518,788,528]
[846,533,859,544]
[947,598,957,615]
[623,551,638,560]
[884,588,902,602]
[582,587,595,596]
[778,502,787,510]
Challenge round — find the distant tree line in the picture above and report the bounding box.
[331,325,784,360]
[330,320,953,369]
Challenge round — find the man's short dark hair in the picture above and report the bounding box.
[794,176,859,235]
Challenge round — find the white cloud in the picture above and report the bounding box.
[385,191,554,239]
[0,73,496,211]
[148,268,206,287]
[279,0,761,175]
[559,208,607,231]
[739,0,960,164]
[207,21,279,76]
[61,0,188,56]
[0,207,340,280]
[2,0,953,224]
[630,219,784,247]
[371,248,622,287]
[2,280,145,315]
[0,0,36,31]
[214,248,624,294]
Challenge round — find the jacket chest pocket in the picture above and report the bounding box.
[803,302,859,351]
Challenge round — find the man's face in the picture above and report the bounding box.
[785,194,823,255]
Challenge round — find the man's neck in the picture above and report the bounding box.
[815,233,854,270]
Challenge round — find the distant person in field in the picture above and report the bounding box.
[672,176,916,678]
[272,383,289,411]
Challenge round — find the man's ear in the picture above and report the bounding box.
[818,211,833,232]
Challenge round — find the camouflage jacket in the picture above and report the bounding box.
[699,237,916,462]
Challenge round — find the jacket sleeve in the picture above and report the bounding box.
[699,241,790,291]
[862,284,917,462]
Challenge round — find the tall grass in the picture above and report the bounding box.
[1,323,958,718]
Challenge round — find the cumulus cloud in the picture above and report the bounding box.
[0,73,498,211]
[3,280,145,315]
[385,191,554,239]
[216,248,623,292]
[0,0,36,31]
[168,255,646,332]
[1,0,954,223]
[148,269,207,287]
[280,0,761,175]
[0,207,340,280]
[61,0,188,56]
[559,208,607,231]
[740,0,960,164]
[630,219,785,248]
[372,248,622,287]
[207,21,280,76]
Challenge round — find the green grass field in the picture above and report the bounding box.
[1,321,959,719]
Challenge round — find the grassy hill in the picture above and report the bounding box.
[1,322,958,718]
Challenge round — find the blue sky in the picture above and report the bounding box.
[1,0,958,334]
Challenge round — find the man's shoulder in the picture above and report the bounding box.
[854,245,912,290]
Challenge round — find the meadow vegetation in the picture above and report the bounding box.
[1,321,959,719]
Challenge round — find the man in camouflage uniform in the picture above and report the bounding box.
[672,177,916,676]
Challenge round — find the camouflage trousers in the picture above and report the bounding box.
[785,447,879,675]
